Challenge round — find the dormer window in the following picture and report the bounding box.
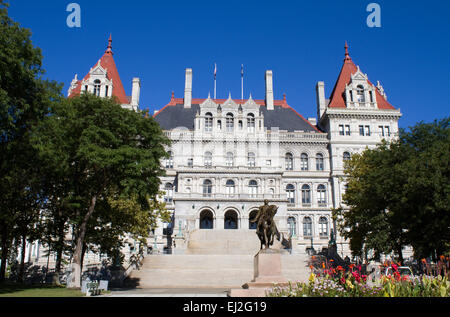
[226,113,234,132]
[205,113,213,132]
[356,85,365,103]
[93,79,101,97]
[247,113,255,132]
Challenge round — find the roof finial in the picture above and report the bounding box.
[106,34,113,55]
[283,93,286,102]
[344,41,351,61]
[171,91,175,100]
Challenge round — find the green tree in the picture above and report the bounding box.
[33,93,170,288]
[0,0,61,281]
[335,118,450,262]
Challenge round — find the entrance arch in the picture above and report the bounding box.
[249,210,258,230]
[224,210,238,230]
[199,209,214,229]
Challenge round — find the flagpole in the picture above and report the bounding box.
[241,64,244,101]
[214,63,217,100]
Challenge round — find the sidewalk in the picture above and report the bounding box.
[102,288,229,297]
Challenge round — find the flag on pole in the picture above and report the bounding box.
[214,63,217,78]
[241,64,244,77]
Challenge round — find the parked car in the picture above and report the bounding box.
[384,266,414,277]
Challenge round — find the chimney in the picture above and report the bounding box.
[131,78,141,110]
[184,68,193,108]
[316,81,326,119]
[265,70,274,110]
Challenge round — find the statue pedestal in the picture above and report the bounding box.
[229,249,289,297]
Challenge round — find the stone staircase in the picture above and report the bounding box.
[128,229,310,289]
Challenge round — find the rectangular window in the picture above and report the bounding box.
[339,125,345,136]
[187,158,193,167]
[379,126,384,137]
[105,86,109,97]
[359,125,364,136]
[365,126,371,136]
[385,126,390,136]
[266,160,272,166]
[345,125,351,136]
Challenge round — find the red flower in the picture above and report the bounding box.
[391,263,398,271]
[337,265,344,271]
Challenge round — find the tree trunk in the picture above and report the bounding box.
[18,234,27,283]
[396,244,404,264]
[52,219,66,286]
[67,195,97,289]
[0,223,10,282]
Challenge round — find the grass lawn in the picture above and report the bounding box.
[0,283,85,297]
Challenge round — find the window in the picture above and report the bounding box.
[303,217,312,237]
[317,184,327,205]
[247,114,255,132]
[204,152,212,167]
[249,180,258,198]
[205,113,213,132]
[217,120,222,130]
[203,180,212,197]
[105,85,109,97]
[238,120,243,129]
[369,91,374,103]
[286,184,295,204]
[359,125,365,136]
[164,183,173,203]
[301,153,309,171]
[187,158,193,167]
[226,180,235,197]
[224,210,238,230]
[93,79,101,96]
[339,125,345,136]
[316,153,324,171]
[319,217,328,237]
[343,152,351,163]
[200,210,214,229]
[166,151,174,169]
[249,210,258,230]
[226,113,234,132]
[365,125,371,136]
[266,160,272,166]
[248,152,256,167]
[288,217,296,237]
[379,125,385,137]
[356,85,365,102]
[345,125,351,136]
[385,126,390,136]
[226,152,234,167]
[285,153,293,171]
[301,185,311,205]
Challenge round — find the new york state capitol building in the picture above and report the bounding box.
[65,38,402,262]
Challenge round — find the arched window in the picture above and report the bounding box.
[226,113,234,132]
[301,184,311,205]
[205,113,213,132]
[248,152,256,167]
[249,210,258,230]
[303,217,312,237]
[286,184,295,204]
[343,152,351,163]
[319,217,328,237]
[93,79,101,96]
[200,210,214,229]
[317,184,327,205]
[288,217,296,237]
[224,210,238,229]
[226,152,234,167]
[203,179,212,197]
[164,183,173,203]
[247,113,255,132]
[226,179,235,197]
[204,152,212,167]
[316,153,324,171]
[166,151,174,169]
[356,85,365,102]
[301,153,309,171]
[285,153,293,171]
[249,180,258,198]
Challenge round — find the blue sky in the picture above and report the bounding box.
[7,0,450,129]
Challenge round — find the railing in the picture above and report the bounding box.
[174,193,287,200]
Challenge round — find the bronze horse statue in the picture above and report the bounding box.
[251,200,281,250]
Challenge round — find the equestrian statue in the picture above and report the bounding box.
[251,200,281,250]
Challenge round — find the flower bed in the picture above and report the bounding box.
[267,260,450,297]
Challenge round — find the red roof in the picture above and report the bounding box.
[328,43,395,110]
[68,36,129,105]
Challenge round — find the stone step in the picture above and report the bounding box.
[129,253,310,288]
